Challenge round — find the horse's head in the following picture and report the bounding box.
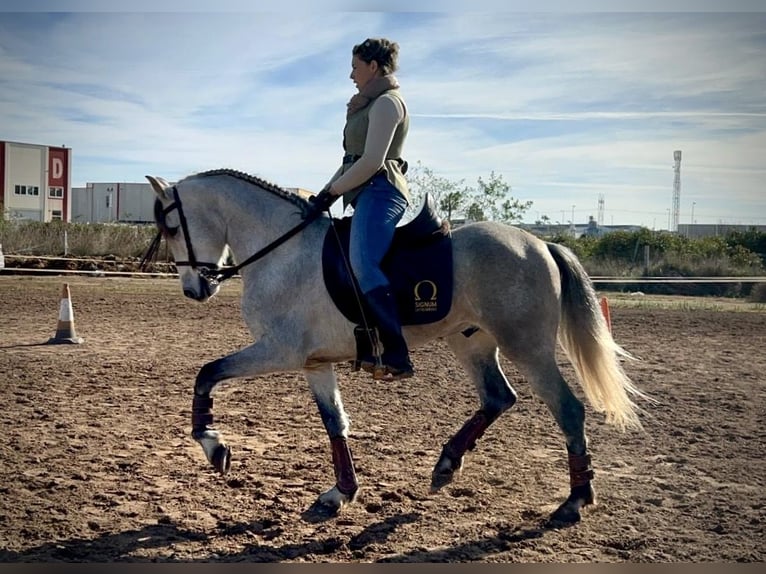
[146,175,228,302]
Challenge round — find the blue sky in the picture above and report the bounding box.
[1,3,764,228]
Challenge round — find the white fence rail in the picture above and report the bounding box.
[591,277,766,284]
[1,254,765,284]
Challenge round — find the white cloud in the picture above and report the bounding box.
[1,11,764,226]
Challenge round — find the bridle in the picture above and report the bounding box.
[140,186,220,275]
[140,185,323,285]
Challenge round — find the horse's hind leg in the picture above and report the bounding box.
[431,330,518,491]
[513,352,595,525]
[303,364,359,515]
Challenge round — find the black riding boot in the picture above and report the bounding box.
[362,285,414,381]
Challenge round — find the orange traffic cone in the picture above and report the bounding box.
[599,296,612,334]
[47,283,84,344]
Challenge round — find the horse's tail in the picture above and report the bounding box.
[546,242,650,431]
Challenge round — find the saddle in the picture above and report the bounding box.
[321,193,454,326]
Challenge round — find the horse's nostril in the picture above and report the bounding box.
[183,289,195,299]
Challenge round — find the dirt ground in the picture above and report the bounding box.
[0,275,763,563]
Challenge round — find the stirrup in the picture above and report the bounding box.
[359,358,379,374]
[372,361,414,381]
[353,326,379,372]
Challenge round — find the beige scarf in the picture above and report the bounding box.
[346,74,399,118]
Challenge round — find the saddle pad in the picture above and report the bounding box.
[322,217,453,326]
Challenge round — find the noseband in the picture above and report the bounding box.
[140,186,221,274]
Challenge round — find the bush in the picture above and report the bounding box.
[543,228,766,298]
[0,220,161,259]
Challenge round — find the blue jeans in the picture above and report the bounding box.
[349,174,408,294]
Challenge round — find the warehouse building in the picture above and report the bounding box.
[71,182,158,223]
[69,183,313,223]
[1,140,73,222]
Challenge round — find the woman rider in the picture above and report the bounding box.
[311,37,413,381]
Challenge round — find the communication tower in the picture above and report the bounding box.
[597,194,604,226]
[671,150,681,232]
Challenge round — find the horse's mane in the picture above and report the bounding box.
[185,168,311,211]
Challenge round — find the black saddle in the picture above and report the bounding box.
[322,193,454,326]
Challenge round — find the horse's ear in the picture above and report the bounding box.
[146,175,172,199]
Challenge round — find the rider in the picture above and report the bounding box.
[311,37,413,381]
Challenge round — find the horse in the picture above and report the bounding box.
[144,168,649,525]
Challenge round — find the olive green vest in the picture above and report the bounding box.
[340,89,410,206]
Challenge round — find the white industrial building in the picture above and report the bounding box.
[1,140,73,222]
[69,184,313,223]
[71,182,158,223]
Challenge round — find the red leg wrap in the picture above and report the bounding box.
[330,436,359,497]
[192,395,214,430]
[568,452,594,487]
[443,410,494,459]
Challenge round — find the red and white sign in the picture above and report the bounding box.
[48,148,69,187]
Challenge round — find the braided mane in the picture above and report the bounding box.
[187,168,311,211]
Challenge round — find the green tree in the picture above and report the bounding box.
[439,190,468,221]
[408,163,532,224]
[406,161,468,223]
[465,171,532,223]
[465,203,485,222]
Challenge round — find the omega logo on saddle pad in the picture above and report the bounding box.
[413,279,439,313]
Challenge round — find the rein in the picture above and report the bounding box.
[204,212,318,284]
[141,185,324,284]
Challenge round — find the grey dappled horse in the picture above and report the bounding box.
[145,169,649,525]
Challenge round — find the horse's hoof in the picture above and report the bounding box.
[548,501,582,526]
[430,454,463,492]
[301,486,353,523]
[211,444,231,475]
[302,499,340,523]
[548,486,594,526]
[305,485,356,521]
[430,470,454,492]
[430,463,464,492]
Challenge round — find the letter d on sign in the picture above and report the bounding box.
[52,157,63,180]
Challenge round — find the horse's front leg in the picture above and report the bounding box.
[191,340,305,476]
[303,364,358,515]
[192,394,231,475]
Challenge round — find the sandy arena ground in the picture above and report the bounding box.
[0,275,763,562]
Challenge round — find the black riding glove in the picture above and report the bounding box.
[308,187,340,216]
